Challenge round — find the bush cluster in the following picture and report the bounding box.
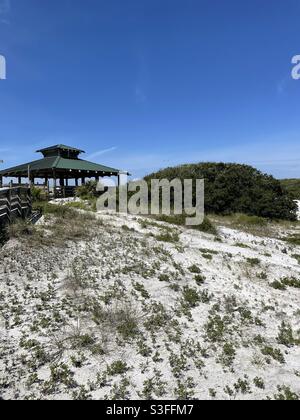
[145,163,297,220]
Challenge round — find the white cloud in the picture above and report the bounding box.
[0,0,10,24]
[135,86,147,103]
[86,147,117,161]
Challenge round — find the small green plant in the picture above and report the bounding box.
[169,352,188,378]
[277,322,299,347]
[209,388,217,398]
[247,258,261,267]
[253,377,265,389]
[107,361,129,376]
[292,254,300,264]
[270,280,286,290]
[195,274,206,286]
[235,242,250,249]
[188,264,201,274]
[271,277,300,290]
[174,377,195,400]
[281,277,300,289]
[199,248,218,255]
[233,377,251,395]
[285,235,300,246]
[156,231,180,243]
[204,315,229,343]
[273,385,299,401]
[137,340,152,357]
[182,287,200,308]
[158,273,170,282]
[117,319,139,340]
[72,386,92,400]
[261,346,285,364]
[202,253,213,260]
[139,370,167,399]
[199,289,213,304]
[133,282,150,299]
[107,378,131,400]
[218,343,236,367]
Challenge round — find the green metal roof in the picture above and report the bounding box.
[36,144,85,154]
[0,156,123,176]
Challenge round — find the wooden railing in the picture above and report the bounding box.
[0,187,32,225]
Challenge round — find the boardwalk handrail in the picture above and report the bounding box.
[0,186,32,225]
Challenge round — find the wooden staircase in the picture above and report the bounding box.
[0,187,32,226]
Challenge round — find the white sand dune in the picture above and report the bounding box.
[0,208,299,400]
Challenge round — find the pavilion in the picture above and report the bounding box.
[0,144,128,196]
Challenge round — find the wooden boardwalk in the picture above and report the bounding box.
[0,187,32,225]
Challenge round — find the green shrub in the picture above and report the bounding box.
[273,385,299,401]
[31,186,48,202]
[270,280,286,291]
[188,264,201,274]
[117,319,139,340]
[271,277,300,290]
[7,219,35,239]
[182,287,200,308]
[155,213,217,235]
[107,361,128,376]
[145,163,297,221]
[247,258,261,267]
[261,346,285,364]
[286,235,300,246]
[195,275,206,285]
[155,231,179,243]
[235,214,267,226]
[277,322,299,347]
[280,179,300,199]
[76,180,99,199]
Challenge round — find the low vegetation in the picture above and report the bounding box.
[280,179,300,199]
[0,191,299,400]
[145,163,297,220]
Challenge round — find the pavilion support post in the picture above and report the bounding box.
[75,178,79,187]
[81,177,86,185]
[44,177,49,197]
[53,172,57,198]
[60,178,65,198]
[0,176,2,187]
[18,177,22,185]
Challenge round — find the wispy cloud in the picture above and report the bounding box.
[86,147,117,161]
[0,0,11,24]
[277,74,292,95]
[135,86,147,103]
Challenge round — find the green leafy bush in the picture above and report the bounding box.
[145,163,297,220]
[31,186,48,202]
[280,179,300,199]
[75,180,99,199]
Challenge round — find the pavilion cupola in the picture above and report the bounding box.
[36,144,85,160]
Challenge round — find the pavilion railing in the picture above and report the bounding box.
[0,186,32,225]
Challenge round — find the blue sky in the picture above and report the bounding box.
[0,0,300,179]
